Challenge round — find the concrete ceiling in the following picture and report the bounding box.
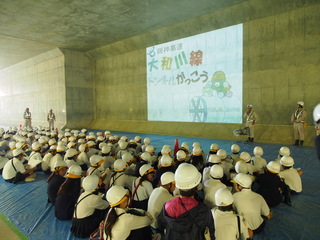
[0,0,247,70]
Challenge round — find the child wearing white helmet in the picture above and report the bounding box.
[251,146,267,174]
[55,165,82,220]
[104,185,153,240]
[2,148,37,183]
[47,160,68,205]
[232,173,271,234]
[228,144,241,165]
[148,172,176,229]
[71,175,109,238]
[212,188,252,240]
[87,155,107,191]
[278,156,302,194]
[131,164,155,211]
[256,161,288,207]
[190,145,205,172]
[76,143,90,171]
[151,154,175,188]
[108,159,136,192]
[203,165,227,209]
[157,163,215,240]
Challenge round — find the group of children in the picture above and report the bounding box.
[0,126,303,240]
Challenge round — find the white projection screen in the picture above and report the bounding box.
[146,24,243,123]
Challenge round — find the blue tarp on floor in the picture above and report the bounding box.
[1,130,320,240]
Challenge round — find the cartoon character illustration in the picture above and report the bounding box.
[202,71,233,98]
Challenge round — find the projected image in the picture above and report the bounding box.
[147,24,243,123]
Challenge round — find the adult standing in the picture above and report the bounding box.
[291,101,307,146]
[313,103,320,161]
[47,109,56,130]
[244,104,258,142]
[23,108,32,128]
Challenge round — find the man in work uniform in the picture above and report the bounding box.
[23,108,32,128]
[244,104,258,142]
[47,109,56,130]
[291,101,307,146]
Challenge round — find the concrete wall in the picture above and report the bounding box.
[62,49,94,129]
[0,48,94,131]
[88,0,320,146]
[0,48,67,130]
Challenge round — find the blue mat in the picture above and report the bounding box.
[0,130,320,240]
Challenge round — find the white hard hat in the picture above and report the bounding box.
[49,138,57,146]
[160,155,173,167]
[139,164,155,177]
[247,104,253,108]
[231,173,252,188]
[279,146,290,157]
[101,145,111,154]
[280,156,294,167]
[176,150,187,161]
[13,148,24,157]
[208,155,221,164]
[235,161,248,174]
[161,145,171,155]
[181,142,189,151]
[32,141,41,151]
[267,161,281,174]
[9,141,16,149]
[145,145,154,153]
[66,148,78,158]
[82,175,99,192]
[99,142,108,150]
[54,160,68,170]
[134,136,141,142]
[3,134,11,140]
[90,155,104,166]
[56,145,66,153]
[78,138,85,145]
[81,128,87,133]
[140,152,151,162]
[175,163,201,190]
[69,136,76,143]
[297,101,304,107]
[192,142,201,148]
[120,136,128,142]
[253,146,263,156]
[67,141,76,149]
[143,137,151,145]
[86,140,96,148]
[215,188,233,207]
[114,159,127,172]
[217,149,227,159]
[240,152,251,163]
[161,172,175,185]
[119,141,128,150]
[192,146,202,156]
[313,103,320,122]
[78,144,86,152]
[231,144,240,153]
[122,152,134,163]
[107,185,128,207]
[210,164,224,178]
[210,143,219,151]
[50,145,57,151]
[105,130,111,136]
[66,165,82,178]
[16,142,27,149]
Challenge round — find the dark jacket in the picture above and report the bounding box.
[47,175,66,205]
[256,171,287,207]
[157,202,215,240]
